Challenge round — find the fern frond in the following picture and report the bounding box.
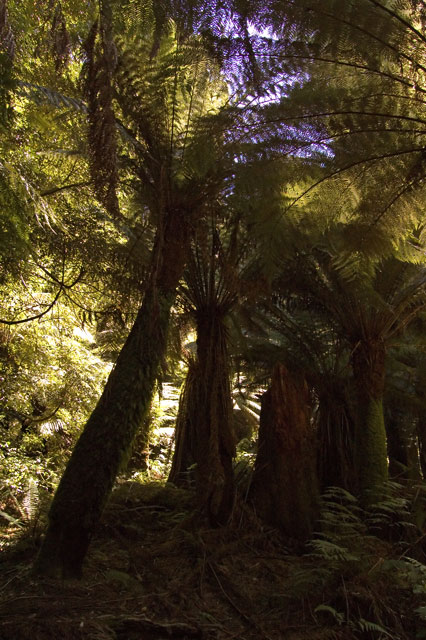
[17,81,87,113]
[308,539,360,563]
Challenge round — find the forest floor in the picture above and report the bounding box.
[0,480,425,640]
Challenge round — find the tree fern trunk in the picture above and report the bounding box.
[169,310,236,523]
[249,363,319,541]
[168,358,197,487]
[192,310,236,525]
[34,211,191,579]
[317,388,357,493]
[352,339,388,502]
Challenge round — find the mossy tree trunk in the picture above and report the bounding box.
[127,413,151,472]
[169,309,236,524]
[351,339,388,502]
[249,363,319,542]
[34,211,191,579]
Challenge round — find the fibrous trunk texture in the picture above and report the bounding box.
[169,310,236,525]
[352,339,388,503]
[249,363,319,542]
[168,358,198,487]
[34,212,191,579]
[317,388,357,494]
[194,310,236,524]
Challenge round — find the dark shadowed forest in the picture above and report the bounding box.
[1,1,426,638]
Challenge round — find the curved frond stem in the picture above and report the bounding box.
[230,125,426,159]
[386,301,426,339]
[367,175,426,231]
[349,92,426,109]
[365,0,426,46]
[254,53,424,93]
[169,41,180,167]
[40,181,92,197]
[265,110,426,130]
[284,146,426,216]
[303,2,426,77]
[181,60,199,163]
[0,286,64,325]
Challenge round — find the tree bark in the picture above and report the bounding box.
[317,388,357,494]
[192,310,236,525]
[168,358,197,487]
[169,310,236,524]
[249,363,319,542]
[351,339,388,503]
[34,211,191,579]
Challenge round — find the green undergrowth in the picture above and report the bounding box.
[0,479,425,639]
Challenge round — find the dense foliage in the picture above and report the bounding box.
[1,0,426,636]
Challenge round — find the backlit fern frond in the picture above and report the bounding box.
[0,161,57,274]
[82,1,120,218]
[17,81,88,113]
[228,0,426,236]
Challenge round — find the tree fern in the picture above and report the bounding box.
[262,0,426,235]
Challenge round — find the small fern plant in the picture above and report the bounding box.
[308,486,421,639]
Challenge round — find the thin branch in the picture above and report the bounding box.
[0,287,63,325]
[40,181,92,197]
[253,52,423,93]
[365,0,426,46]
[302,1,426,77]
[169,42,180,167]
[284,146,426,214]
[260,110,426,130]
[367,174,425,230]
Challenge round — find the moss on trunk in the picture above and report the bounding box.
[356,397,388,498]
[249,363,319,542]
[352,339,388,503]
[34,211,191,579]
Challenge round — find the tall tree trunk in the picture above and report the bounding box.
[168,358,197,487]
[34,211,191,579]
[193,310,236,524]
[169,310,236,524]
[249,363,319,542]
[127,413,151,472]
[317,388,357,494]
[351,339,388,502]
